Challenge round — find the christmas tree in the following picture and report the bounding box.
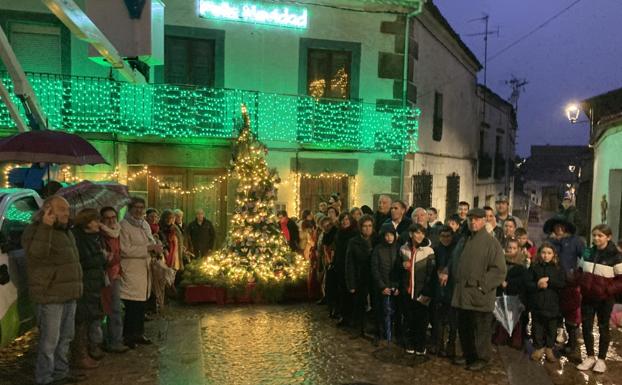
[195,105,308,290]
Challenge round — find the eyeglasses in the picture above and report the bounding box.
[103,216,117,220]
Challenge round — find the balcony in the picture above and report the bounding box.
[0,72,420,155]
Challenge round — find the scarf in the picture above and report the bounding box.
[280,217,291,241]
[164,225,178,269]
[100,223,121,239]
[408,244,418,299]
[125,212,145,228]
[149,223,160,235]
[100,223,122,280]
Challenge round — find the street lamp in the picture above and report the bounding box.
[566,103,581,123]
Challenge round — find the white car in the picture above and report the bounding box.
[0,189,42,347]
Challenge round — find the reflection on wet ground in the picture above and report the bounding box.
[1,303,621,385]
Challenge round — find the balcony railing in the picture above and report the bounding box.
[0,72,420,155]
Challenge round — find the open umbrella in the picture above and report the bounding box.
[0,130,107,165]
[493,294,525,336]
[56,181,130,216]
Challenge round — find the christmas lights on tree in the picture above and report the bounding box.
[186,105,308,292]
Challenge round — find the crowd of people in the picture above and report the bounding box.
[19,191,622,384]
[281,193,622,373]
[23,196,216,385]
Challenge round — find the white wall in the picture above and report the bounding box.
[592,126,622,238]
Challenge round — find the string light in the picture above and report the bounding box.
[3,164,17,188]
[0,72,420,156]
[291,171,354,217]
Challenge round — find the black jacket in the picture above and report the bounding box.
[496,261,528,298]
[72,227,106,322]
[374,211,391,233]
[345,235,374,291]
[371,241,400,291]
[526,261,566,318]
[286,219,300,251]
[187,218,216,257]
[433,239,457,303]
[333,226,359,274]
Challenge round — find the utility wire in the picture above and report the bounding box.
[487,0,584,62]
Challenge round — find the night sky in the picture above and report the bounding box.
[433,0,622,156]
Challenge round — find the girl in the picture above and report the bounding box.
[576,224,622,373]
[494,238,527,349]
[371,224,401,345]
[399,223,435,356]
[526,242,565,363]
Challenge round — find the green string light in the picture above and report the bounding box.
[0,73,420,155]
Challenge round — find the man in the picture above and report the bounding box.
[277,210,300,251]
[187,209,216,258]
[451,208,506,371]
[457,201,470,224]
[412,207,439,246]
[173,209,185,233]
[495,195,523,229]
[22,196,84,385]
[374,195,392,233]
[483,206,504,244]
[383,200,412,242]
[558,195,582,236]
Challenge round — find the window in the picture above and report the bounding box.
[495,135,502,155]
[433,92,443,141]
[165,35,216,86]
[445,173,460,220]
[0,196,39,250]
[474,196,479,208]
[412,171,432,209]
[9,23,62,74]
[479,130,485,152]
[307,49,351,99]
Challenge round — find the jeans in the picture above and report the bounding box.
[106,279,124,347]
[458,309,493,364]
[403,298,429,352]
[532,314,557,349]
[582,298,614,359]
[35,301,77,385]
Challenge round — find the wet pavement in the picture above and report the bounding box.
[1,303,621,385]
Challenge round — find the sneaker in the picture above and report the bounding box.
[530,348,544,361]
[88,345,105,360]
[406,349,415,354]
[593,359,607,373]
[545,348,557,363]
[107,344,130,353]
[415,349,427,356]
[577,356,597,371]
[556,328,567,344]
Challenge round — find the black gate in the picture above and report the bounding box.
[412,171,432,209]
[445,173,460,220]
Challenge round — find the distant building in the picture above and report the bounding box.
[582,88,622,239]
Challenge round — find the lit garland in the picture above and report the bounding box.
[0,72,420,155]
[195,105,308,287]
[3,164,17,188]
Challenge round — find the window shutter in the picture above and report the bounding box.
[10,23,61,74]
[412,171,433,208]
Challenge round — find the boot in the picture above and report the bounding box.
[72,324,100,370]
[88,344,105,360]
[564,325,582,364]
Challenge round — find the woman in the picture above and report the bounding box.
[345,215,375,337]
[72,209,106,369]
[350,207,363,224]
[300,219,321,300]
[333,212,359,326]
[576,224,622,373]
[159,209,183,271]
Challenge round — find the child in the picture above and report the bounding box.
[493,238,527,349]
[371,224,401,345]
[576,224,622,373]
[526,242,565,363]
[399,223,435,356]
[515,227,537,263]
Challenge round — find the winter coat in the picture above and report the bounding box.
[187,218,216,257]
[526,261,566,318]
[371,240,400,292]
[374,211,391,234]
[119,217,155,302]
[451,229,507,312]
[333,226,359,275]
[382,217,412,244]
[22,222,83,304]
[72,227,106,322]
[345,235,374,291]
[399,238,435,299]
[496,259,528,299]
[577,241,622,302]
[433,240,457,304]
[547,235,584,275]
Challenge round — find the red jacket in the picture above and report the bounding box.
[578,242,622,301]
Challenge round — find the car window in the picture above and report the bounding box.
[1,196,39,251]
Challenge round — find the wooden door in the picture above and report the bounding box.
[299,176,349,217]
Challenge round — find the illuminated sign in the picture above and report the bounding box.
[198,1,308,29]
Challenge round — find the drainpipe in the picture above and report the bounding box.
[400,9,419,199]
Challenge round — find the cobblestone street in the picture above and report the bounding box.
[1,303,621,385]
